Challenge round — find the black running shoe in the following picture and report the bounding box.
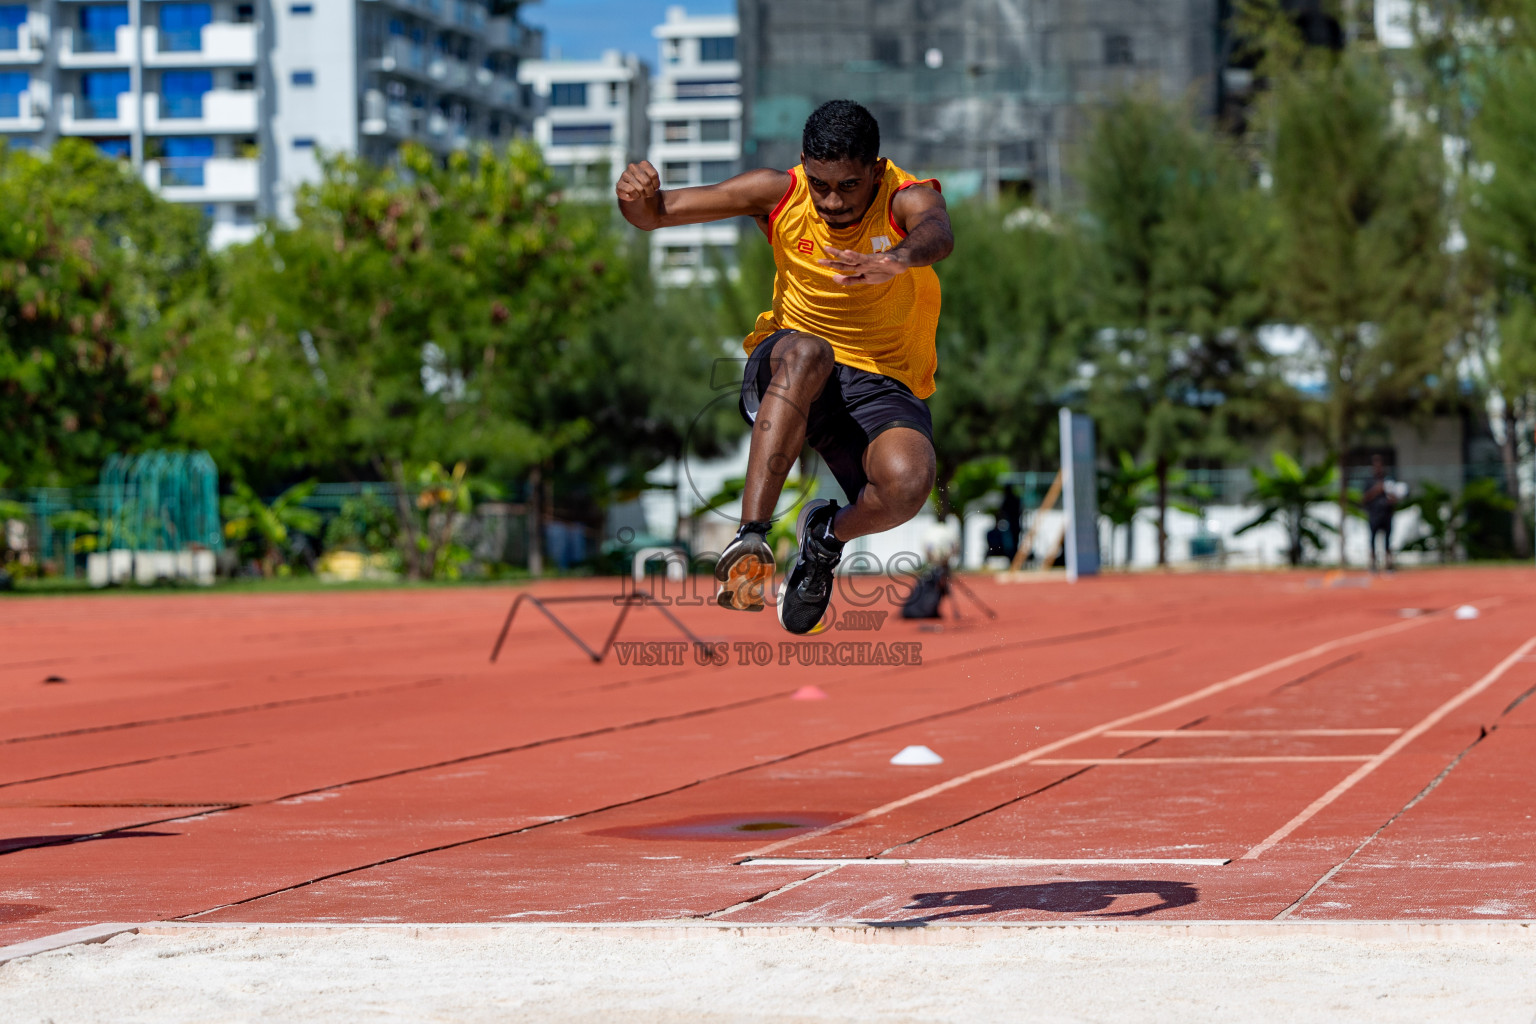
[778,499,843,635]
[715,522,774,612]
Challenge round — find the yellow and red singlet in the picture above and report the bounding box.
[744,160,942,399]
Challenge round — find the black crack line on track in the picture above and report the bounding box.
[0,743,257,791]
[1265,652,1365,694]
[1,675,462,746]
[1500,681,1536,718]
[171,646,1184,919]
[1274,724,1502,921]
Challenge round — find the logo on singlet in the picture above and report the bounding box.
[796,238,815,255]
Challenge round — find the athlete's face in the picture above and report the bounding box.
[801,155,885,230]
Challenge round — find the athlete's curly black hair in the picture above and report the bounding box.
[802,100,880,166]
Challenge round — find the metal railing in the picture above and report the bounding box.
[77,94,121,120]
[0,93,18,118]
[0,26,19,50]
[161,92,204,118]
[75,28,120,53]
[159,156,206,187]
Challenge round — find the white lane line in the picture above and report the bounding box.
[1105,729,1403,737]
[740,613,1440,860]
[741,857,1231,867]
[1242,634,1536,860]
[1033,756,1374,765]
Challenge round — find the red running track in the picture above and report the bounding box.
[1,567,1534,945]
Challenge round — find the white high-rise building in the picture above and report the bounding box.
[0,0,540,247]
[647,4,739,285]
[519,49,647,200]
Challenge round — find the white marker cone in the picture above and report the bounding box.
[790,685,828,701]
[1454,605,1480,620]
[890,745,944,766]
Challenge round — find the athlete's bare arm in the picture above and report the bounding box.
[616,160,791,232]
[818,184,953,286]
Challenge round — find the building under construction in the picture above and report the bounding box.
[737,0,1232,204]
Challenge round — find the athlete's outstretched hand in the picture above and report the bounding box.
[616,160,662,203]
[819,246,909,287]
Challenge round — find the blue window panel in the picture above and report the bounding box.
[78,4,128,52]
[698,36,735,62]
[292,137,315,149]
[95,138,131,159]
[80,70,129,119]
[290,3,313,13]
[161,69,211,118]
[0,70,26,95]
[161,137,213,186]
[291,70,315,86]
[0,6,23,52]
[549,82,586,108]
[159,3,210,52]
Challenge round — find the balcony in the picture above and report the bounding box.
[0,24,47,64]
[144,156,259,201]
[428,53,471,92]
[145,89,258,133]
[144,23,258,66]
[485,17,541,58]
[59,90,136,133]
[59,25,133,66]
[0,90,46,130]
[374,37,429,78]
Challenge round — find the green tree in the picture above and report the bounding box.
[0,143,175,488]
[1463,0,1536,558]
[1252,5,1455,565]
[1079,97,1275,566]
[928,203,1083,520]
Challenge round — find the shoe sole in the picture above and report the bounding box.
[778,500,834,633]
[717,552,773,612]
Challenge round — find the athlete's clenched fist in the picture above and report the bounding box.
[616,161,661,203]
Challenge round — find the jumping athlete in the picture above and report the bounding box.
[616,100,953,634]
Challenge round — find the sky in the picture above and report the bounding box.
[523,0,736,63]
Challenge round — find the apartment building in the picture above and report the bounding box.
[0,0,539,247]
[519,49,648,199]
[646,4,740,285]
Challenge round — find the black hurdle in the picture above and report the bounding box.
[488,590,710,664]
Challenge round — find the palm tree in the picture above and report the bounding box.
[1235,454,1339,566]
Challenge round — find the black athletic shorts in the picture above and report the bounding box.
[739,328,934,502]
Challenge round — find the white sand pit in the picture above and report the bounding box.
[2,921,1535,1023]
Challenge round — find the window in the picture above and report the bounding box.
[0,70,26,117]
[235,3,254,21]
[698,36,735,62]
[873,35,901,65]
[94,137,131,159]
[662,161,690,187]
[292,137,316,149]
[290,3,312,13]
[550,123,613,145]
[0,6,25,51]
[1104,33,1133,66]
[159,3,210,53]
[663,120,690,142]
[699,160,735,183]
[674,79,739,100]
[291,70,315,87]
[161,135,213,186]
[79,70,130,119]
[608,82,620,106]
[662,245,699,267]
[549,82,587,107]
[161,69,212,118]
[234,203,257,225]
[698,118,731,143]
[235,70,255,90]
[77,4,128,53]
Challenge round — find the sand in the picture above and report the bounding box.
[3,921,1536,1023]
